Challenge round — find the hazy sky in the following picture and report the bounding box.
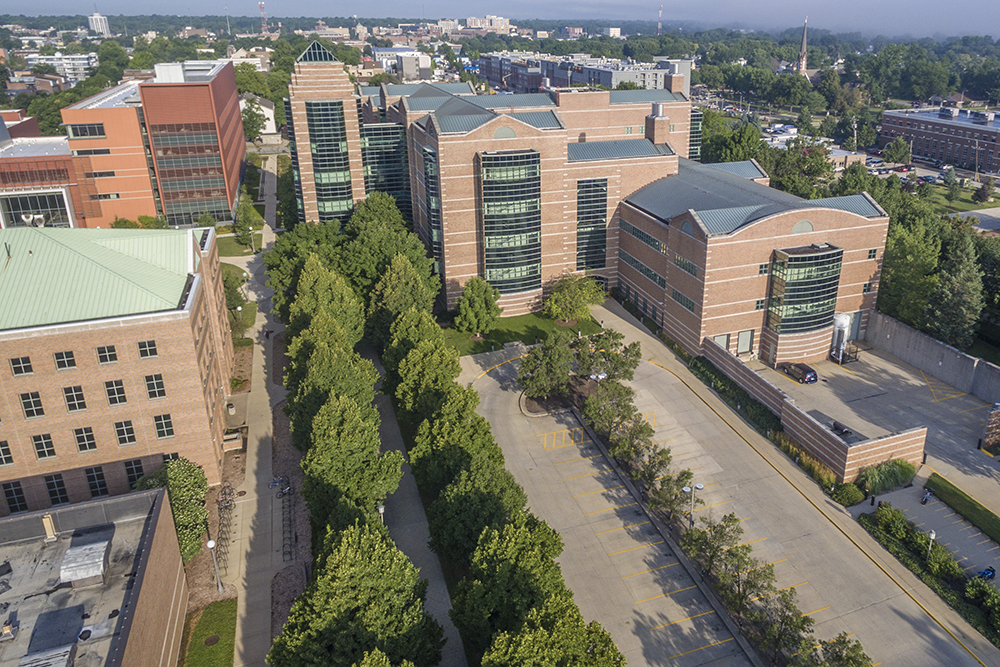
[24,0,999,39]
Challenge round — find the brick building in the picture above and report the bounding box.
[880,107,1000,173]
[0,227,233,517]
[0,489,187,667]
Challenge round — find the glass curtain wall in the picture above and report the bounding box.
[766,244,843,333]
[576,178,607,270]
[361,123,411,220]
[305,99,354,222]
[479,151,542,294]
[421,145,443,275]
[148,121,229,225]
[690,107,704,160]
[285,98,305,225]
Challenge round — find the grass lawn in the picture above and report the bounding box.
[925,473,1000,544]
[229,302,257,332]
[244,163,261,200]
[217,234,263,257]
[253,204,266,218]
[442,312,602,356]
[922,183,997,214]
[220,262,250,282]
[180,598,237,667]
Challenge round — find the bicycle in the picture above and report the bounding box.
[276,485,294,498]
[268,477,286,489]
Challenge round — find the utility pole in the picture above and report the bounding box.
[657,5,662,36]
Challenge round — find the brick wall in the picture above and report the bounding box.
[701,338,786,416]
[843,427,926,482]
[780,399,851,476]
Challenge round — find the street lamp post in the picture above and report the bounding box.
[682,483,705,528]
[927,530,936,561]
[378,504,385,524]
[248,226,254,253]
[206,539,224,594]
[243,271,249,299]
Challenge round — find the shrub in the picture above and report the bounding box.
[855,458,916,495]
[925,473,1000,545]
[135,458,209,561]
[832,483,865,506]
[770,431,836,490]
[874,501,910,540]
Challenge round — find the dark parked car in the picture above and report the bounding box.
[784,363,818,384]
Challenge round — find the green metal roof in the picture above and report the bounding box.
[567,138,674,162]
[702,160,768,180]
[383,82,476,97]
[0,228,196,331]
[432,96,496,134]
[509,110,563,130]
[608,89,687,105]
[802,194,885,218]
[467,93,556,109]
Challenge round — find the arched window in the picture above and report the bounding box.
[680,220,695,236]
[493,126,516,139]
[792,220,814,234]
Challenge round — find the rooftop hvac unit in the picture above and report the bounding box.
[59,539,110,589]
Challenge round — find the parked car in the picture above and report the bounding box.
[878,168,891,175]
[784,363,818,384]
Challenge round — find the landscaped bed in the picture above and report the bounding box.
[441,312,601,356]
[925,473,1000,544]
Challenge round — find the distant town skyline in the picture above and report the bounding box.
[10,1,998,39]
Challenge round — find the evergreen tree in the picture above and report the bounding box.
[878,221,940,327]
[287,254,364,344]
[302,394,404,525]
[368,254,437,351]
[268,522,444,667]
[382,308,444,394]
[264,221,344,323]
[516,330,574,399]
[883,135,911,164]
[923,233,984,348]
[973,177,995,204]
[455,277,503,338]
[395,339,462,423]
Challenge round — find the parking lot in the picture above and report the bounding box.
[754,346,1000,517]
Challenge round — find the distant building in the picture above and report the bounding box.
[795,17,808,75]
[0,227,234,515]
[0,109,41,137]
[535,30,550,39]
[88,12,110,37]
[881,107,1000,172]
[4,70,68,94]
[240,92,278,136]
[564,26,584,38]
[603,27,622,37]
[178,26,209,39]
[466,16,511,33]
[0,490,187,663]
[25,52,98,84]
[397,52,432,81]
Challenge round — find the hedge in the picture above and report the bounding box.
[688,356,782,436]
[925,473,1000,545]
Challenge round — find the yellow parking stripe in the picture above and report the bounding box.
[609,540,663,556]
[636,584,695,603]
[652,610,716,629]
[572,485,625,498]
[562,469,612,481]
[804,606,830,616]
[554,454,601,465]
[667,637,734,660]
[584,502,638,516]
[688,498,734,514]
[621,562,678,578]
[596,521,650,535]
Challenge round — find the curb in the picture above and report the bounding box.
[518,389,572,418]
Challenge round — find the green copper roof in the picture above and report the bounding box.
[568,138,674,162]
[0,228,196,331]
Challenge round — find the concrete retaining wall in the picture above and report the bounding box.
[972,360,1000,405]
[702,338,786,416]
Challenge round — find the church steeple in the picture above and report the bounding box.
[796,17,808,75]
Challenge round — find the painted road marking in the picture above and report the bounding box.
[609,540,664,556]
[572,485,625,498]
[666,638,734,660]
[653,610,716,630]
[804,606,830,616]
[636,584,696,603]
[540,427,589,450]
[959,404,993,413]
[554,454,601,465]
[584,502,638,516]
[920,369,966,401]
[689,498,734,514]
[621,562,679,579]
[561,469,612,481]
[596,521,650,535]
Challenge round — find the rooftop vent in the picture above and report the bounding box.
[18,644,77,667]
[59,540,110,589]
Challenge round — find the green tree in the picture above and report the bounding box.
[973,177,996,204]
[879,221,940,326]
[233,187,260,248]
[717,543,776,615]
[883,135,911,165]
[614,81,643,90]
[30,63,57,76]
[923,232,984,348]
[96,39,129,80]
[410,386,504,500]
[795,108,812,134]
[455,277,503,337]
[793,633,873,667]
[681,512,744,577]
[287,254,364,345]
[234,61,271,97]
[367,254,437,351]
[717,123,764,163]
[752,587,813,665]
[451,511,568,656]
[481,594,624,667]
[268,522,444,667]
[946,182,962,202]
[352,650,415,667]
[242,96,266,142]
[197,211,217,226]
[756,137,834,199]
[382,308,444,394]
[284,311,350,399]
[581,380,639,443]
[137,214,168,229]
[302,394,404,524]
[264,221,343,323]
[428,459,526,566]
[542,274,605,323]
[516,329,574,399]
[395,339,461,422]
[943,168,959,188]
[574,329,641,382]
[222,269,248,311]
[134,458,209,562]
[649,467,697,520]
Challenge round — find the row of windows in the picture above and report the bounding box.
[14,374,166,419]
[84,170,116,179]
[0,414,174,465]
[9,341,157,377]
[2,458,148,513]
[67,123,105,138]
[674,254,698,278]
[619,249,666,288]
[72,148,111,156]
[672,289,696,313]
[620,220,666,255]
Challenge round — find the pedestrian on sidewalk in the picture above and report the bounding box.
[264,329,271,340]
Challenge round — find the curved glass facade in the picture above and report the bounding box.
[305,100,353,222]
[479,151,542,294]
[766,244,843,334]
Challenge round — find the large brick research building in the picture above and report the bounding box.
[0,227,234,517]
[284,42,890,365]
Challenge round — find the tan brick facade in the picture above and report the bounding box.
[0,230,233,517]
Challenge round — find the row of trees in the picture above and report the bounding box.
[267,194,446,667]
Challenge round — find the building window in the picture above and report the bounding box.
[95,193,120,200]
[20,392,44,418]
[138,340,158,358]
[755,299,766,311]
[97,345,118,364]
[672,289,696,313]
[115,420,137,446]
[154,414,175,439]
[45,474,69,505]
[72,148,111,156]
[759,263,769,276]
[75,427,97,452]
[576,179,608,270]
[85,467,109,498]
[0,441,12,466]
[674,254,698,277]
[63,386,87,412]
[67,122,106,138]
[620,220,666,254]
[625,126,633,135]
[145,374,166,399]
[766,245,844,334]
[10,356,33,376]
[3,481,28,514]
[163,452,179,462]
[867,249,877,260]
[620,250,666,288]
[863,282,872,294]
[33,433,55,459]
[124,459,145,487]
[87,170,116,178]
[55,351,76,369]
[105,380,127,405]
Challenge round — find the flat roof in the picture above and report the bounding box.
[0,491,163,667]
[0,228,200,332]
[67,81,141,110]
[885,108,1000,131]
[0,136,70,158]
